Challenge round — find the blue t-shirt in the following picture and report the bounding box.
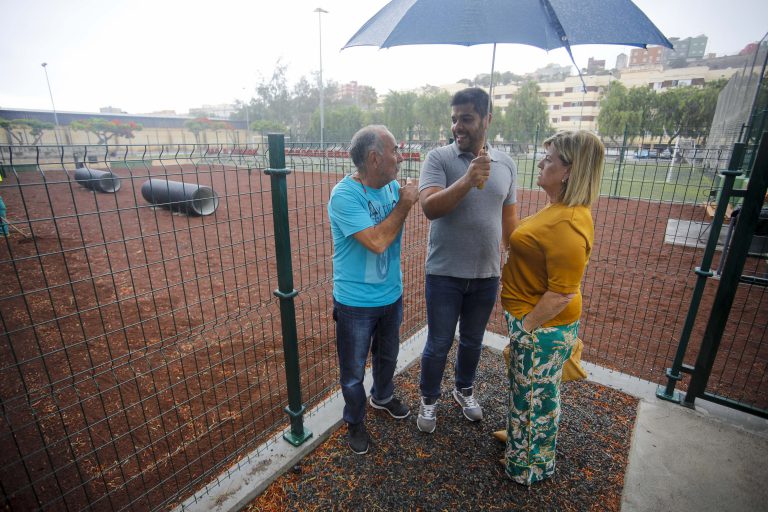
[328,175,403,307]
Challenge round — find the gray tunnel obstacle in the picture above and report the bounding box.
[141,179,219,216]
[74,167,122,193]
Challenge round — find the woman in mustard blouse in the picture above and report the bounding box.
[500,130,604,485]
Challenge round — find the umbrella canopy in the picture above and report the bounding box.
[344,0,671,50]
[343,0,672,91]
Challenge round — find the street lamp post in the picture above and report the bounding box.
[242,87,250,146]
[314,7,328,163]
[41,62,60,144]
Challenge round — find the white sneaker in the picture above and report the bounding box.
[417,397,438,433]
[453,387,483,422]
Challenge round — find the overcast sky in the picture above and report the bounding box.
[1,0,766,114]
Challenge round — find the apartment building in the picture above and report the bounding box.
[629,46,664,67]
[663,35,708,64]
[629,35,709,69]
[617,65,739,91]
[488,74,610,133]
[479,63,739,134]
[616,53,629,70]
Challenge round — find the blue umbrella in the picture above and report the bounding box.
[343,0,672,93]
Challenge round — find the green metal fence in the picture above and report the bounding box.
[0,136,765,510]
[657,133,768,418]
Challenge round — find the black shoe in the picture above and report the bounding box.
[347,422,369,454]
[369,396,411,419]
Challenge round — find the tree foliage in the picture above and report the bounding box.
[249,119,286,134]
[310,105,366,142]
[598,80,727,144]
[183,118,233,144]
[415,88,452,140]
[475,71,523,87]
[184,118,233,145]
[383,91,418,141]
[254,61,291,124]
[227,61,729,147]
[70,118,143,144]
[0,119,55,144]
[654,79,726,144]
[232,60,363,142]
[497,81,551,144]
[289,76,319,138]
[355,85,379,112]
[184,118,233,132]
[597,82,659,142]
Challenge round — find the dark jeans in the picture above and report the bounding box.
[333,296,403,425]
[419,275,499,399]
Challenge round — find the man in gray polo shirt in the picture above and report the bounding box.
[416,87,518,433]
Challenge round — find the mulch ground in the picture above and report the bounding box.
[246,345,639,511]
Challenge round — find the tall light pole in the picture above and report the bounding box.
[242,87,250,146]
[41,62,60,143]
[314,7,328,160]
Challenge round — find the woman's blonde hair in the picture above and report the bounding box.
[543,130,605,207]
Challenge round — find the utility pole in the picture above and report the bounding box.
[314,7,328,165]
[243,87,250,146]
[41,62,60,144]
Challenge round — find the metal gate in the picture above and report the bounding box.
[659,132,768,417]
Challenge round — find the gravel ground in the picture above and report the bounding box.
[246,346,639,511]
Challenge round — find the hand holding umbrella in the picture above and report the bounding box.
[475,147,490,190]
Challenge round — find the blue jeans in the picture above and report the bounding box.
[334,296,403,425]
[420,275,499,399]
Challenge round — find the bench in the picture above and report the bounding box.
[703,200,734,222]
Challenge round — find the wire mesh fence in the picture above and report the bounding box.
[0,138,765,510]
[0,143,340,510]
[707,42,768,173]
[490,141,767,413]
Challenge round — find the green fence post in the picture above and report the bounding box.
[656,142,745,404]
[264,133,312,446]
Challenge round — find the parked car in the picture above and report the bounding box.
[636,149,657,159]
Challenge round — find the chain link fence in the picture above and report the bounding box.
[706,42,768,173]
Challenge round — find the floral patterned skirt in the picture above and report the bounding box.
[504,311,579,485]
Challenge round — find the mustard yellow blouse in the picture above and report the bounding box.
[501,203,593,326]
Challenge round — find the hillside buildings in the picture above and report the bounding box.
[465,34,752,134]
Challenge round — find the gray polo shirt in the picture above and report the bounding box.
[419,142,517,279]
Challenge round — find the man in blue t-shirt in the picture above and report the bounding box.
[328,125,418,454]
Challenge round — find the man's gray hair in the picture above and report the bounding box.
[349,125,388,170]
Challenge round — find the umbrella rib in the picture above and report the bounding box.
[488,43,497,115]
[541,0,586,91]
